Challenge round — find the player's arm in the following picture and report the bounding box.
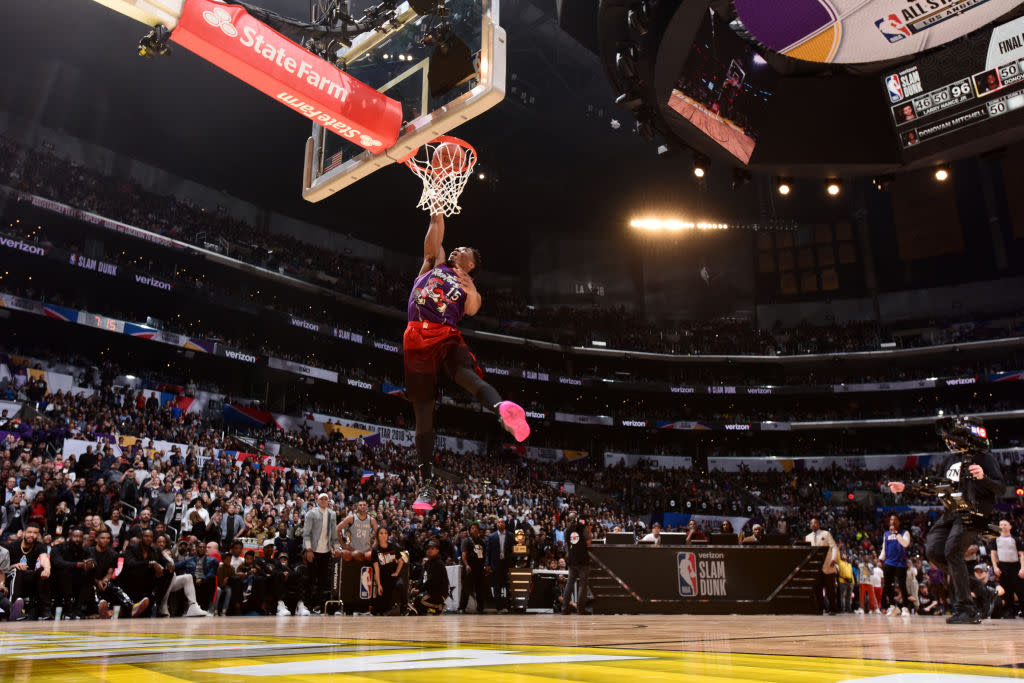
[898,531,910,548]
[458,269,482,316]
[419,214,446,277]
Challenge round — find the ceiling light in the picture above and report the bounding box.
[826,180,841,197]
[693,152,709,178]
[776,177,791,195]
[934,165,950,182]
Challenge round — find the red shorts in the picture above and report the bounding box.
[403,321,482,401]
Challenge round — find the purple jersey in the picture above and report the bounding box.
[408,264,467,327]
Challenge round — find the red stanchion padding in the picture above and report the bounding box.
[171,0,402,152]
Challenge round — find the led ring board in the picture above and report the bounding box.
[733,0,1024,64]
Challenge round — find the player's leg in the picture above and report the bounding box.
[411,398,438,513]
[445,345,530,442]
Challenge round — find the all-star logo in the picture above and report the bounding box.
[203,6,238,37]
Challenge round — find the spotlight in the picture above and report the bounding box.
[693,152,709,179]
[934,164,950,182]
[776,177,792,196]
[825,179,842,197]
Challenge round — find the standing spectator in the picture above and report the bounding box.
[486,518,515,613]
[872,559,885,613]
[805,518,839,614]
[220,503,245,547]
[338,500,377,560]
[880,514,912,616]
[371,527,404,615]
[458,522,486,614]
[991,519,1024,618]
[561,512,592,615]
[164,491,188,532]
[301,493,341,612]
[837,551,855,614]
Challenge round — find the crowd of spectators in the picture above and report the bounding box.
[3,135,1022,359]
[2,359,1023,619]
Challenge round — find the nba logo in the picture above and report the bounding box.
[359,566,373,600]
[885,74,904,103]
[875,14,911,43]
[677,552,698,597]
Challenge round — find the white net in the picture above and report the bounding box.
[404,137,477,217]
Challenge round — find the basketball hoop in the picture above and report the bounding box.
[403,136,477,217]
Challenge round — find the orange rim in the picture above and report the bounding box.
[402,135,477,174]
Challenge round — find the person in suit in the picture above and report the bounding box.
[742,524,765,544]
[301,493,342,611]
[806,518,840,614]
[220,503,245,546]
[485,518,515,613]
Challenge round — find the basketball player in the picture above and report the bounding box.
[405,213,530,513]
[338,500,377,559]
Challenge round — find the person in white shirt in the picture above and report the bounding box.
[992,520,1024,618]
[805,518,839,614]
[871,560,885,614]
[639,523,662,545]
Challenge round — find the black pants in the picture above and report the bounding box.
[374,573,399,615]
[53,568,93,615]
[997,561,1023,616]
[562,564,592,614]
[814,572,838,613]
[94,581,135,615]
[312,552,333,608]
[459,565,486,612]
[9,568,51,615]
[195,578,216,610]
[926,513,975,615]
[490,564,511,611]
[881,564,909,609]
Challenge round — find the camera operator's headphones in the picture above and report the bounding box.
[935,415,990,454]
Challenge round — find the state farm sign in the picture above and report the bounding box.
[171,0,401,151]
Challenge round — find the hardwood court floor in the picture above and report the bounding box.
[2,613,1024,681]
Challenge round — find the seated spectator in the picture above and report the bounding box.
[6,522,52,619]
[685,520,708,544]
[88,528,149,618]
[50,527,94,618]
[175,540,218,611]
[639,523,662,545]
[742,524,765,544]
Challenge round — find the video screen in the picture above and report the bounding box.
[666,9,777,165]
[883,14,1024,161]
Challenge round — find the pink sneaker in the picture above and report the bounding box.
[498,401,530,442]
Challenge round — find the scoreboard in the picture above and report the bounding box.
[885,14,1024,158]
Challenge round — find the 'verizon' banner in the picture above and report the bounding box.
[171,0,402,151]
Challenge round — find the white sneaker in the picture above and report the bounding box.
[296,601,311,616]
[901,607,910,616]
[276,601,291,617]
[185,603,209,618]
[854,608,864,614]
[872,609,883,615]
[886,605,899,616]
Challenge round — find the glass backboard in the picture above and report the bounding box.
[301,0,505,202]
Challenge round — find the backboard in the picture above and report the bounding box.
[301,0,505,202]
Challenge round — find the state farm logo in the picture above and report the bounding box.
[203,6,238,37]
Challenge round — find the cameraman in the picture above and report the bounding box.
[887,417,1002,624]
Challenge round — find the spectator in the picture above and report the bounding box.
[301,493,341,612]
[486,518,515,614]
[370,527,403,616]
[458,522,486,614]
[640,522,663,545]
[6,522,52,619]
[806,518,839,615]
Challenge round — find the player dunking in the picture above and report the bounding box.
[405,212,530,513]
